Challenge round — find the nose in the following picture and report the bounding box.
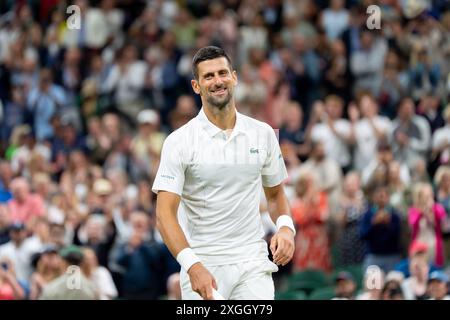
[213,74,223,86]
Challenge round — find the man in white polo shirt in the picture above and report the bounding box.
[152,46,295,300]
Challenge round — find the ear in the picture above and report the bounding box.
[191,79,200,95]
[232,70,238,86]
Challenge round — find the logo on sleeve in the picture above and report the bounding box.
[250,148,259,154]
[161,175,175,180]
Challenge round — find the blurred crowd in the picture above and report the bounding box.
[0,0,449,300]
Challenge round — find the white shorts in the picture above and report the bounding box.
[180,259,278,300]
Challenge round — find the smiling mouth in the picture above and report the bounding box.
[211,87,227,95]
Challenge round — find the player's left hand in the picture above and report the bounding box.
[270,227,295,266]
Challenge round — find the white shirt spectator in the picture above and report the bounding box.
[353,116,392,171]
[88,266,118,300]
[311,120,351,168]
[0,238,42,281]
[432,124,450,164]
[103,61,147,105]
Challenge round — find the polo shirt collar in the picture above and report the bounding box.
[197,107,247,138]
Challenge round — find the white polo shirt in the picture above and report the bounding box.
[152,108,288,266]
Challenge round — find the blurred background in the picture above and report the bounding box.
[0,0,449,300]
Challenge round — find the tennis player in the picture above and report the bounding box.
[152,46,295,300]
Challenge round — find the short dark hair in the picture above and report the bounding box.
[192,46,232,80]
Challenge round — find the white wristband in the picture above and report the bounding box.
[276,215,296,236]
[177,248,201,272]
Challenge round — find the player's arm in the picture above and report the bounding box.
[263,184,295,266]
[156,191,217,300]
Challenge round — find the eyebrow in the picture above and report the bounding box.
[201,69,230,78]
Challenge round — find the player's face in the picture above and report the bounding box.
[192,57,237,110]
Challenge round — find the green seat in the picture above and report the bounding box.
[309,286,336,300]
[287,269,330,294]
[275,290,308,300]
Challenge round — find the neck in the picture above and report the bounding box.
[203,104,236,130]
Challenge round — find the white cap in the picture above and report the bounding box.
[137,109,159,125]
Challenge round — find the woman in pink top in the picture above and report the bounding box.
[408,183,446,267]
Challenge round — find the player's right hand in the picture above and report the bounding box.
[187,263,217,300]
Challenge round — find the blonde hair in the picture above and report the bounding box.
[411,182,434,208]
[434,166,450,187]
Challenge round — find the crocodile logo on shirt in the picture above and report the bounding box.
[250,148,259,154]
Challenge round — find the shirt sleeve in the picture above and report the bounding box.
[261,127,288,187]
[151,134,185,196]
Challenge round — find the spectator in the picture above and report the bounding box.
[130,109,166,181]
[380,276,405,300]
[295,140,343,217]
[402,248,430,300]
[115,211,168,299]
[361,139,410,190]
[29,245,63,300]
[320,0,349,41]
[391,97,431,170]
[333,271,357,300]
[7,177,45,225]
[360,184,402,273]
[350,30,388,96]
[356,268,385,300]
[0,258,26,300]
[291,172,331,272]
[81,247,117,300]
[427,271,450,300]
[435,166,450,216]
[336,172,366,267]
[408,183,446,267]
[311,95,352,171]
[0,222,41,281]
[39,245,98,300]
[26,68,66,141]
[351,94,392,172]
[431,106,450,167]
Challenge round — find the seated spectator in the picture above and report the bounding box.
[336,172,367,267]
[362,139,410,190]
[8,177,46,226]
[356,268,385,300]
[291,172,331,272]
[395,241,440,279]
[0,222,42,282]
[360,184,402,273]
[380,278,405,300]
[408,183,446,267]
[391,97,431,170]
[333,271,357,300]
[39,245,98,300]
[29,245,63,300]
[0,258,26,300]
[402,248,430,300]
[81,247,117,300]
[427,271,450,300]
